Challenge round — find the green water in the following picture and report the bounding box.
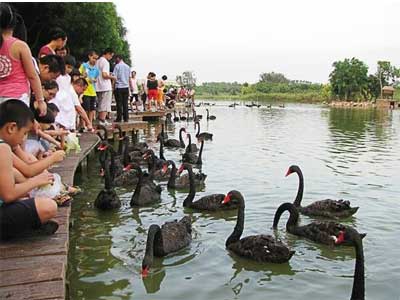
[68,103,400,299]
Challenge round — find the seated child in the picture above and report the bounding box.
[0,100,61,240]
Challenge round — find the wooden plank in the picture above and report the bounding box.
[0,280,64,300]
[0,263,64,287]
[0,234,68,258]
[0,255,66,271]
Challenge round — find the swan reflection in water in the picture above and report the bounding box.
[226,252,296,296]
[141,249,197,294]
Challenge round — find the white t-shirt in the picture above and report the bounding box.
[95,56,112,92]
[130,77,139,94]
[56,74,72,93]
[50,87,78,130]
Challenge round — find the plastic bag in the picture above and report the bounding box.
[29,173,65,198]
[65,132,81,154]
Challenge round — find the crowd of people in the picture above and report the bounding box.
[0,3,198,240]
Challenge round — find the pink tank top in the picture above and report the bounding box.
[0,37,30,98]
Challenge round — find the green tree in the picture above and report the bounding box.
[329,58,369,101]
[10,2,131,63]
[376,61,399,97]
[259,72,289,84]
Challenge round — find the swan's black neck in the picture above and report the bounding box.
[108,148,117,181]
[179,128,185,148]
[351,239,365,300]
[130,165,143,205]
[103,154,112,190]
[226,192,245,247]
[293,168,304,207]
[167,160,177,188]
[185,134,192,153]
[273,202,299,233]
[116,126,123,155]
[183,165,196,207]
[159,136,166,161]
[196,140,204,165]
[122,137,130,166]
[196,122,200,137]
[142,224,161,270]
[97,125,108,141]
[206,109,210,119]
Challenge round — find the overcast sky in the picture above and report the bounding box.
[115,0,397,84]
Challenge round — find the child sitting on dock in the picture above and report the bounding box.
[0,100,59,240]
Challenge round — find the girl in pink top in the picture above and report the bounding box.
[0,3,46,115]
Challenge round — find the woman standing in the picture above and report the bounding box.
[0,3,46,115]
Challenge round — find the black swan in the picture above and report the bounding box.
[164,160,206,189]
[273,202,366,246]
[156,123,168,141]
[114,138,139,186]
[182,138,204,165]
[222,190,295,263]
[335,227,365,300]
[164,127,185,148]
[95,150,121,210]
[186,111,193,121]
[286,165,359,218]
[179,163,237,210]
[130,130,148,153]
[130,163,162,206]
[173,110,180,122]
[141,216,192,276]
[206,109,216,120]
[96,124,108,141]
[114,123,124,155]
[144,144,170,181]
[195,121,213,141]
[184,133,198,153]
[179,111,187,121]
[193,109,202,121]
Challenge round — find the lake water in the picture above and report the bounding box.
[68,102,400,299]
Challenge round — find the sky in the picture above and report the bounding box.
[115,0,397,84]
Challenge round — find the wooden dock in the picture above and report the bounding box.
[0,133,100,300]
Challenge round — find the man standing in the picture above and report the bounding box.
[95,48,116,126]
[113,54,131,122]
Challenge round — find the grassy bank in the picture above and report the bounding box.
[195,92,327,103]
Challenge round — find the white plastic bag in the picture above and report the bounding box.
[65,132,81,154]
[29,173,65,198]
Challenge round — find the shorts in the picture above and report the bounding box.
[130,93,139,102]
[96,91,112,112]
[82,95,97,111]
[0,198,41,240]
[147,89,158,101]
[157,89,164,101]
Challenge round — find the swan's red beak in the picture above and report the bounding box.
[99,168,105,177]
[98,144,108,151]
[178,164,184,174]
[222,194,231,204]
[285,169,292,177]
[162,164,168,174]
[182,128,186,132]
[123,164,132,171]
[141,266,149,277]
[335,231,346,244]
[142,152,150,159]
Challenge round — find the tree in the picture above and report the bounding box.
[329,58,369,101]
[10,2,131,63]
[376,61,399,97]
[259,72,289,84]
[176,71,196,88]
